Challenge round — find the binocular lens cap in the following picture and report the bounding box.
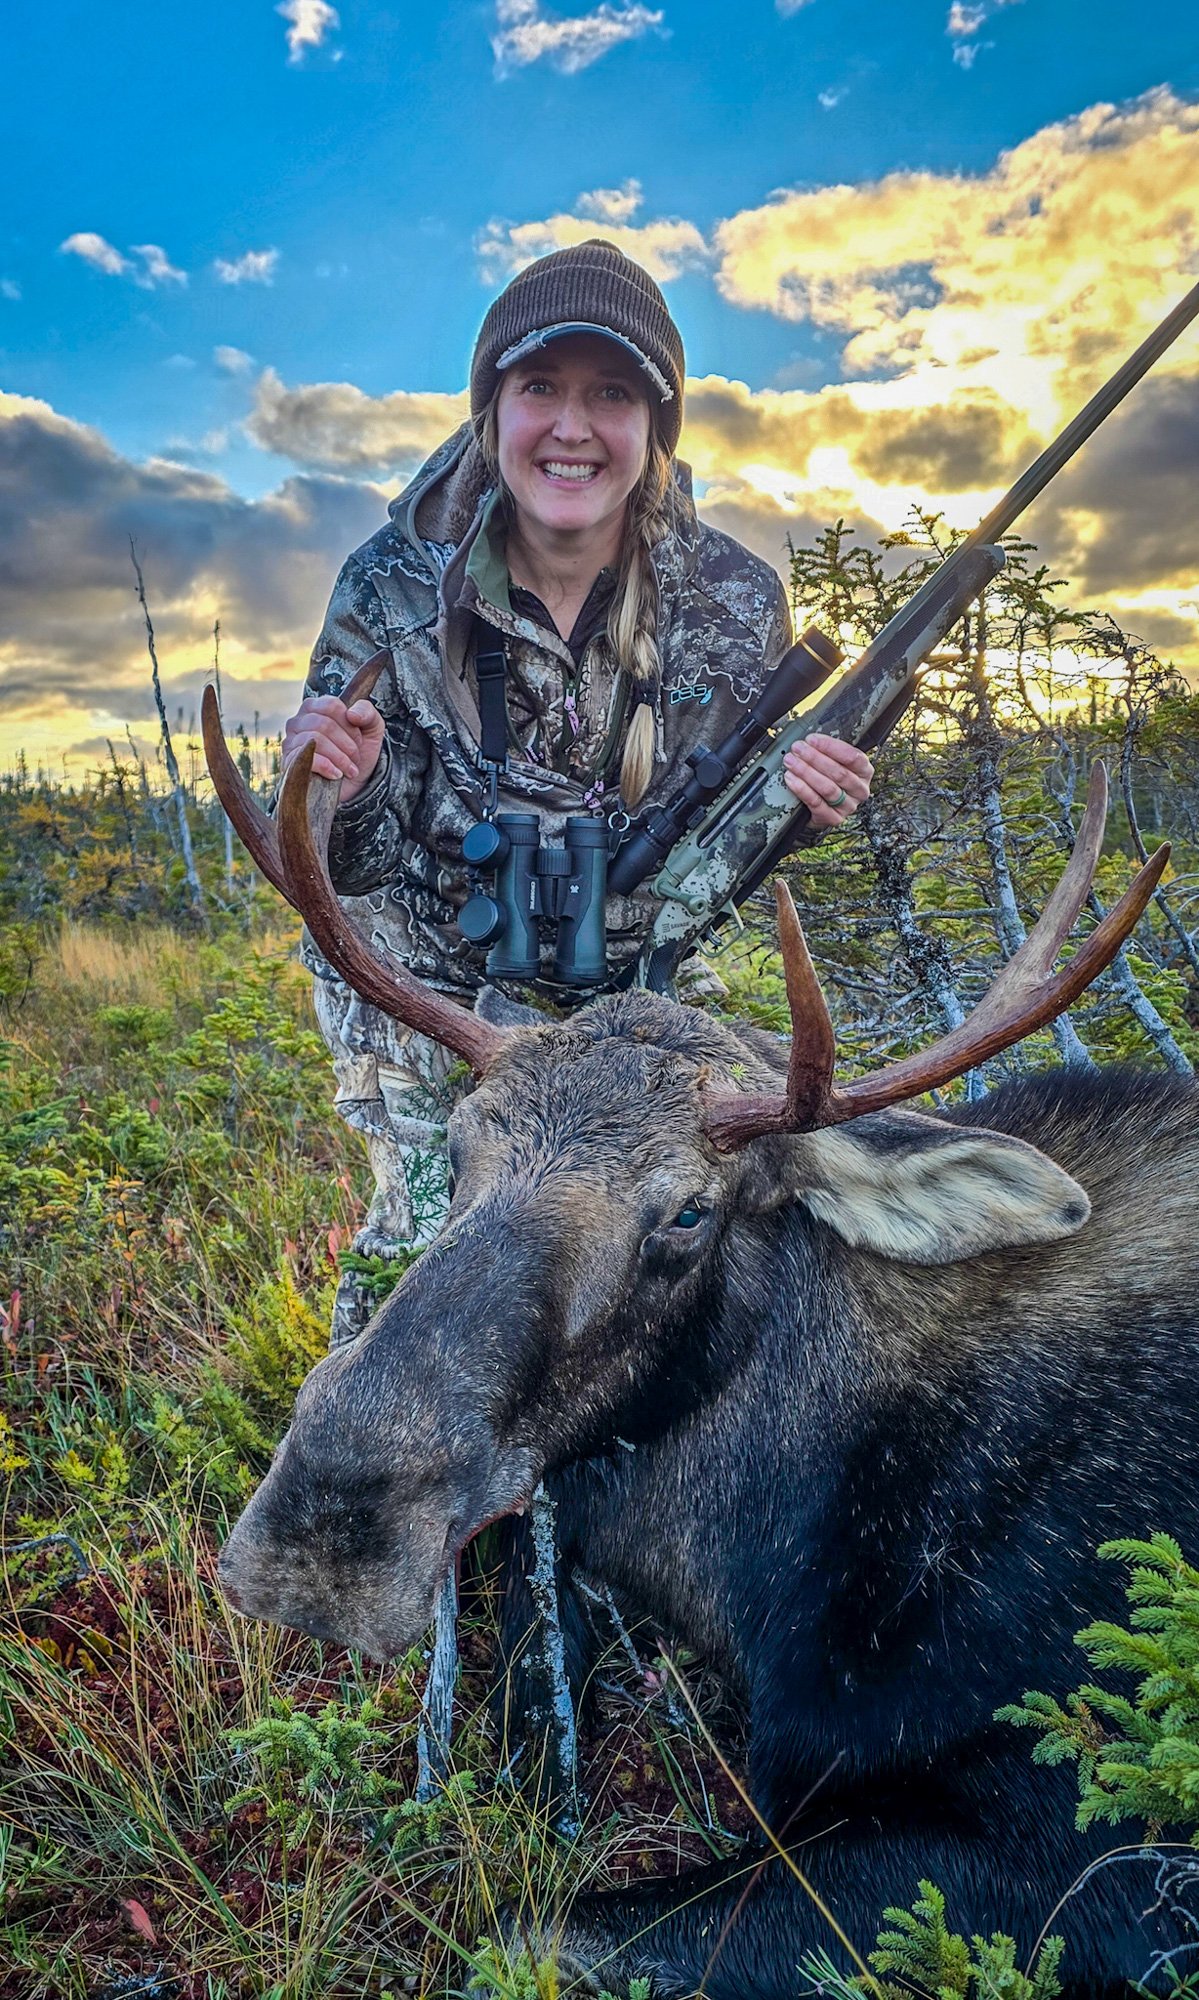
[462,821,507,868]
[459,892,506,947]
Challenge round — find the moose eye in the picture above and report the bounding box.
[640,1199,712,1270]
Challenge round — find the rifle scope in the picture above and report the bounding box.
[607,624,843,899]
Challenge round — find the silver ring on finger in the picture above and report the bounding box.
[828,786,848,809]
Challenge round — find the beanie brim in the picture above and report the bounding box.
[495,322,676,408]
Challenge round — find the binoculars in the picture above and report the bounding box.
[458,813,608,988]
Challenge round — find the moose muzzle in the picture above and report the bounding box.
[216,1306,539,1660]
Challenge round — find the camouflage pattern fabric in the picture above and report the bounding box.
[303,424,806,1326]
[312,978,468,1346]
[303,425,797,998]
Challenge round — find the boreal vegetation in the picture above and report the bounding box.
[1,519,1198,1998]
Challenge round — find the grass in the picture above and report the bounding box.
[0,918,745,1999]
[52,924,211,1008]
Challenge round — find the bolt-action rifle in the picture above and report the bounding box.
[620,277,1199,995]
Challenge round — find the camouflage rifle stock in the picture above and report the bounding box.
[635,275,1199,995]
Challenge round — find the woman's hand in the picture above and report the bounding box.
[281,695,386,805]
[782,734,874,829]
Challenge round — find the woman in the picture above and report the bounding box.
[280,241,873,1339]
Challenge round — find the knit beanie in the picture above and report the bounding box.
[470,240,685,454]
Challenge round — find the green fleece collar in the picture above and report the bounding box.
[463,490,512,614]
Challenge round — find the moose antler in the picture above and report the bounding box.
[703,764,1171,1150]
[201,655,391,911]
[202,660,510,1077]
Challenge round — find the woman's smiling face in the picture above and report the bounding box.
[494,333,653,543]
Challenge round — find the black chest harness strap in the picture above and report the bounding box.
[471,612,633,813]
[473,617,509,816]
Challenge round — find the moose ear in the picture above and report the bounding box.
[786,1109,1091,1264]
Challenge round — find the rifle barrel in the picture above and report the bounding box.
[965,277,1199,553]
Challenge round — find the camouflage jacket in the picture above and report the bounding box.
[303,424,799,1000]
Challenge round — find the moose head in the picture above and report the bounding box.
[204,663,1168,1660]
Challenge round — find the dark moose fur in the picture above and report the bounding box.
[218,993,1199,1998]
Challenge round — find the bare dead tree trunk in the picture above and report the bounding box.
[416,1567,459,1801]
[125,725,151,801]
[1116,650,1199,983]
[1086,894,1193,1074]
[859,799,985,1096]
[1048,738,1190,1074]
[212,619,235,901]
[129,542,205,918]
[528,1484,581,1837]
[106,739,141,881]
[968,629,1094,1069]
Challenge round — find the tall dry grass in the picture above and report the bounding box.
[0,922,732,1997]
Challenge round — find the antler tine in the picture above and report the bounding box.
[702,770,1170,1150]
[703,882,835,1150]
[203,649,508,1076]
[202,682,296,909]
[952,761,1108,1033]
[830,838,1169,1122]
[276,740,510,1077]
[201,652,391,913]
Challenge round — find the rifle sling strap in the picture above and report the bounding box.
[473,617,509,772]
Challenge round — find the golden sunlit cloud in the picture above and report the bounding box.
[705,89,1199,653]
[480,89,1199,655]
[476,178,709,285]
[680,373,1036,508]
[714,86,1199,418]
[0,390,388,766]
[466,89,1198,659]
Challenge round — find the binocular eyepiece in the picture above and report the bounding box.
[459,813,609,988]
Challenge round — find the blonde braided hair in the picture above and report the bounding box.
[479,398,678,809]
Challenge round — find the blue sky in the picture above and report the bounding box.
[7,0,1194,473]
[3,0,1198,762]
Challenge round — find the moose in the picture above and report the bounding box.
[207,675,1199,2000]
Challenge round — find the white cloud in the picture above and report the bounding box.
[776,0,816,12]
[131,243,188,288]
[1,280,20,302]
[576,180,644,224]
[213,248,279,286]
[492,0,665,78]
[817,84,848,109]
[277,0,340,62]
[215,345,255,374]
[477,181,708,284]
[60,232,130,278]
[947,0,1019,62]
[246,368,471,474]
[59,233,187,288]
